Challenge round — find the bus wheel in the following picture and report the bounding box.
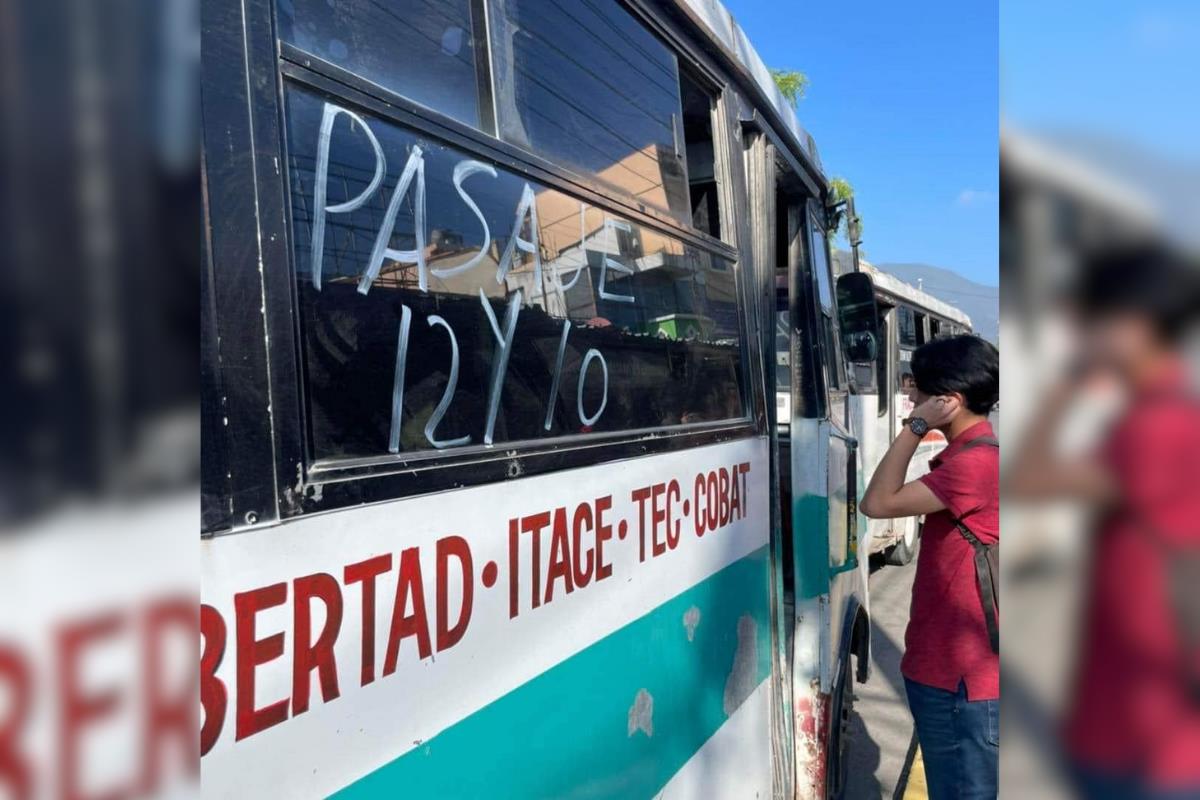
[826,651,856,799]
[885,520,918,566]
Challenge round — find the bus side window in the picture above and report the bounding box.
[896,307,916,395]
[486,0,691,226]
[898,305,916,348]
[876,310,889,417]
[283,87,749,462]
[808,217,844,414]
[679,69,721,239]
[914,311,927,346]
[277,0,485,129]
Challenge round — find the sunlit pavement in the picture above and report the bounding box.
[845,551,924,798]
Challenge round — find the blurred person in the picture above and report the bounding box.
[1008,244,1200,799]
[862,335,1001,799]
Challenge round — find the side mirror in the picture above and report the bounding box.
[835,272,880,364]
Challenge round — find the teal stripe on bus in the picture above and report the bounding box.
[793,493,831,599]
[335,546,772,799]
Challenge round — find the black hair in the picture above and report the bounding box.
[1076,244,1200,342]
[911,334,999,415]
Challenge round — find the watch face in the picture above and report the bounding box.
[909,417,929,436]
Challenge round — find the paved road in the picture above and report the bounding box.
[845,552,921,799]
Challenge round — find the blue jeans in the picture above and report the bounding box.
[905,678,998,799]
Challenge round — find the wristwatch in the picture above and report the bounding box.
[907,417,929,437]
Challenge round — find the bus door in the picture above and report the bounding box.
[800,205,881,797]
[759,143,879,793]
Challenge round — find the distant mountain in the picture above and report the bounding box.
[872,262,999,344]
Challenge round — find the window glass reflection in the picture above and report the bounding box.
[277,0,481,127]
[284,87,746,461]
[488,0,690,224]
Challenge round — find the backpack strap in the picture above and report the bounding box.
[943,433,1001,651]
[954,518,1000,653]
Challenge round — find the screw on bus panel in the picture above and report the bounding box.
[244,511,259,525]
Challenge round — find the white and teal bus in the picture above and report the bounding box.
[849,259,973,565]
[201,0,884,796]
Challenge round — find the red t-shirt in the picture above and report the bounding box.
[901,420,1000,700]
[1064,373,1200,785]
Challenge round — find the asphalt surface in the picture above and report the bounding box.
[845,551,922,799]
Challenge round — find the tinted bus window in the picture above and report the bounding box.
[898,305,917,347]
[284,87,746,461]
[277,0,483,128]
[488,0,690,224]
[876,312,889,416]
[679,69,721,239]
[809,223,840,393]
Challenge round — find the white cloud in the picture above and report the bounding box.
[956,189,996,207]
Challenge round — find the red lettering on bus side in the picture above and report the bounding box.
[718,468,730,527]
[436,536,474,652]
[141,597,197,791]
[650,482,667,558]
[544,509,576,604]
[292,574,343,716]
[705,471,719,532]
[343,554,392,687]
[571,502,595,588]
[728,464,741,521]
[595,495,614,581]
[58,612,124,800]
[383,548,432,675]
[521,512,551,610]
[666,479,681,549]
[508,518,520,619]
[234,583,288,742]
[739,462,751,518]
[630,485,652,562]
[0,645,32,799]
[199,604,227,756]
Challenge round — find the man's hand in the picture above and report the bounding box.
[911,395,961,429]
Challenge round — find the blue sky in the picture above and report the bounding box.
[1001,0,1200,160]
[724,1,998,286]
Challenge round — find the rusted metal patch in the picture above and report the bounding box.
[793,686,830,799]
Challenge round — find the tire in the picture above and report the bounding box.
[825,650,855,799]
[885,519,919,566]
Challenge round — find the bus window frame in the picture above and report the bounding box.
[875,305,890,418]
[202,0,772,533]
[805,204,845,418]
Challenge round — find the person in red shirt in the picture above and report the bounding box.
[1009,245,1200,799]
[861,334,1000,800]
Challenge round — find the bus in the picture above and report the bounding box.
[200,0,883,796]
[840,256,973,564]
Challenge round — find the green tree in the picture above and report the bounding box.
[826,176,861,243]
[769,68,861,244]
[770,69,809,107]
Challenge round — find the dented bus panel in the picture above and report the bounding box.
[201,0,876,796]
